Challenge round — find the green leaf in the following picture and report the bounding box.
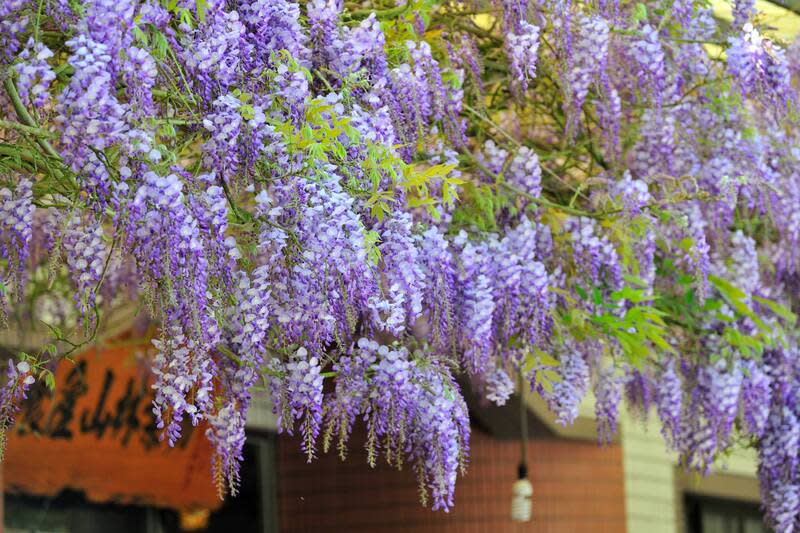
[610,285,653,304]
[622,274,648,288]
[152,31,169,61]
[239,104,255,120]
[709,275,747,302]
[196,0,207,22]
[754,296,797,325]
[574,285,588,301]
[592,287,603,307]
[44,371,56,391]
[364,230,382,266]
[541,369,562,383]
[645,330,676,353]
[535,349,560,367]
[633,3,648,23]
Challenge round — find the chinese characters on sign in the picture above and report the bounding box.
[4,344,218,510]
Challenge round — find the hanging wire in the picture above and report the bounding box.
[511,371,533,522]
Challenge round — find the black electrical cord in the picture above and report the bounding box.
[518,371,528,480]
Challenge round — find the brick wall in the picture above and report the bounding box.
[278,426,626,533]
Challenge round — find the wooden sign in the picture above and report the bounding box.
[3,343,220,511]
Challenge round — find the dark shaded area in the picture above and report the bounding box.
[457,376,556,440]
[685,494,769,533]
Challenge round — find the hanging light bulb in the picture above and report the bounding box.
[511,463,533,522]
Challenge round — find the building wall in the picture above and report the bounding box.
[620,412,761,533]
[277,426,627,533]
[621,414,680,533]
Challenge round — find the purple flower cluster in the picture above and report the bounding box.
[354,339,469,511]
[206,402,246,497]
[567,216,623,293]
[655,360,683,447]
[0,1,30,60]
[283,348,325,460]
[417,226,457,352]
[563,15,609,132]
[495,217,551,355]
[540,346,590,426]
[741,359,771,437]
[733,0,756,30]
[57,34,128,202]
[631,25,666,103]
[0,178,35,322]
[63,216,106,324]
[379,212,426,334]
[14,39,55,107]
[484,366,515,406]
[182,8,246,102]
[506,21,540,95]
[610,173,651,215]
[122,47,158,116]
[151,329,214,446]
[454,233,497,374]
[727,24,794,109]
[506,147,542,202]
[595,366,622,444]
[0,359,35,456]
[129,172,213,339]
[202,94,244,183]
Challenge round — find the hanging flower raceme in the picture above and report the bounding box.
[181,7,247,102]
[128,171,214,337]
[0,359,35,458]
[631,25,666,104]
[417,225,457,353]
[727,24,794,110]
[151,329,214,446]
[567,216,623,295]
[506,21,540,96]
[0,1,31,60]
[655,359,683,448]
[494,217,551,360]
[454,232,497,375]
[63,215,107,324]
[0,178,34,323]
[378,211,426,334]
[13,38,55,108]
[595,366,623,444]
[538,343,590,426]
[56,34,129,203]
[563,14,610,133]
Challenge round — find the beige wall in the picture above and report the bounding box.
[620,413,760,533]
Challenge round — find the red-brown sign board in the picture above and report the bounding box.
[3,343,220,511]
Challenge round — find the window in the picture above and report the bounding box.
[685,494,769,533]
